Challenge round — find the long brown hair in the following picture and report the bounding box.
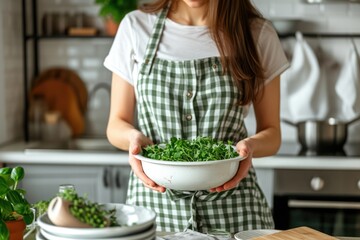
[140,0,265,105]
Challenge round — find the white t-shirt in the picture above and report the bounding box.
[104,10,289,88]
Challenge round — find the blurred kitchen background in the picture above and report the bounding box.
[1,0,360,237]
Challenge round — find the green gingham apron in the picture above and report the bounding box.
[127,5,274,234]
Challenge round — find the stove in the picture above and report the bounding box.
[276,141,360,157]
[272,141,360,237]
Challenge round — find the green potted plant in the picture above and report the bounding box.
[95,0,138,36]
[0,166,34,240]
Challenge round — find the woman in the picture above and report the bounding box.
[104,0,289,234]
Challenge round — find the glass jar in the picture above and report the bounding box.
[58,184,75,193]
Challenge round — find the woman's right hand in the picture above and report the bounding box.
[128,130,166,193]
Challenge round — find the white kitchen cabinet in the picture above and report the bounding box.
[6,163,131,205]
[110,166,131,204]
[255,168,275,209]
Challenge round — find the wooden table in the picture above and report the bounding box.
[24,228,172,240]
[24,228,360,240]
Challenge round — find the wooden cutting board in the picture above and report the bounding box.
[33,67,88,114]
[30,79,85,137]
[252,227,339,240]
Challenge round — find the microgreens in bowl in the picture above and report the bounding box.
[142,137,238,162]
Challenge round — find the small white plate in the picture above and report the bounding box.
[37,231,164,240]
[37,203,156,239]
[39,224,156,240]
[234,229,281,240]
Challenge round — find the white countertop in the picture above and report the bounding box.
[1,140,360,170]
[254,155,360,170]
[0,141,128,165]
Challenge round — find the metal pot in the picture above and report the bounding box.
[282,116,360,152]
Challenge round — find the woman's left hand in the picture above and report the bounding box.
[209,139,253,192]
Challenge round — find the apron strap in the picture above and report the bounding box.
[167,188,237,232]
[140,4,170,75]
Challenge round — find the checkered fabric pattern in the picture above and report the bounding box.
[128,6,274,234]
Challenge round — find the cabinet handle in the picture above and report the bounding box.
[103,168,111,188]
[288,200,360,209]
[115,170,121,189]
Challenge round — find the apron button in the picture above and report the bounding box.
[185,114,192,121]
[145,59,150,64]
[186,91,193,99]
[212,64,217,70]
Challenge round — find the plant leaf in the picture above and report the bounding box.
[6,190,25,205]
[0,219,10,240]
[0,198,13,215]
[23,213,34,226]
[11,166,24,182]
[13,203,27,215]
[0,177,10,196]
[0,168,15,189]
[16,188,26,198]
[95,0,137,23]
[0,167,11,175]
[14,204,34,225]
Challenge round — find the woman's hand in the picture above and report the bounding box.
[209,139,253,192]
[128,130,166,193]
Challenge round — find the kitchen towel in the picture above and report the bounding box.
[334,39,360,121]
[160,229,231,240]
[281,31,328,122]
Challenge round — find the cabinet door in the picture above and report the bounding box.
[111,166,131,204]
[255,168,274,209]
[7,164,111,204]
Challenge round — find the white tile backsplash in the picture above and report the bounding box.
[256,0,360,34]
[269,0,298,18]
[328,18,360,33]
[348,2,360,16]
[0,0,24,145]
[0,1,6,145]
[320,3,348,16]
[300,3,324,16]
[252,0,271,16]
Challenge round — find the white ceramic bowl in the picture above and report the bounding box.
[135,150,246,191]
